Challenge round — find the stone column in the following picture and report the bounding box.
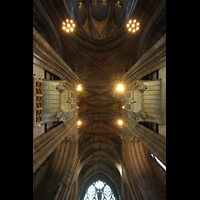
[33,110,78,173]
[54,130,79,200]
[122,110,166,165]
[121,34,166,85]
[33,27,80,85]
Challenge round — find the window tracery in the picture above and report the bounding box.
[83,180,116,200]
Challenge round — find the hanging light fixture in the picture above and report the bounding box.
[117,84,124,92]
[62,19,75,33]
[77,120,81,128]
[77,84,82,91]
[118,120,122,125]
[118,120,123,129]
[126,19,140,33]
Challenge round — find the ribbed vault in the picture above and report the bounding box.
[33,0,166,199]
[78,143,122,200]
[122,135,166,200]
[33,134,77,200]
[77,83,123,199]
[33,0,166,83]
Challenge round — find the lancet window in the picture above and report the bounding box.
[151,153,166,171]
[83,180,116,200]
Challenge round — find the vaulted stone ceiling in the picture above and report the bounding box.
[33,0,166,197]
[33,0,165,83]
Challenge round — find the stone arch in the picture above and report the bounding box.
[33,0,65,57]
[78,171,121,200]
[79,134,121,157]
[136,0,166,61]
[33,136,72,200]
[80,140,121,162]
[78,145,122,176]
[122,134,146,200]
[33,131,78,200]
[78,140,123,200]
[123,134,166,199]
[54,132,79,200]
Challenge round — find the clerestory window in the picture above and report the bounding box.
[150,153,166,171]
[83,180,116,200]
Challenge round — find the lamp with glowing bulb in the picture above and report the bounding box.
[118,120,122,125]
[77,84,82,91]
[62,19,75,33]
[77,120,81,128]
[118,120,123,129]
[126,19,140,34]
[117,84,124,92]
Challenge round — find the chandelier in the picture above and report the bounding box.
[126,19,140,33]
[62,19,75,33]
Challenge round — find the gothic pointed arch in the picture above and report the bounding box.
[80,173,120,200]
[33,0,166,199]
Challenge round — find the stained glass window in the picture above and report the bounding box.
[83,180,116,200]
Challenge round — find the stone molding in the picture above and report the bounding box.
[33,27,81,85]
[33,111,78,173]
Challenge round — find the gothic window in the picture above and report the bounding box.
[150,153,166,171]
[83,180,116,200]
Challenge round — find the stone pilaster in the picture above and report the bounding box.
[122,110,166,165]
[121,34,166,85]
[33,27,80,85]
[33,110,78,173]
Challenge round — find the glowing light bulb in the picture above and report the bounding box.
[128,28,131,31]
[136,27,139,30]
[77,84,82,91]
[131,24,135,28]
[133,29,135,32]
[118,120,122,125]
[63,20,75,33]
[78,121,81,125]
[136,22,139,26]
[129,20,132,24]
[127,24,130,27]
[133,19,136,23]
[117,84,123,91]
